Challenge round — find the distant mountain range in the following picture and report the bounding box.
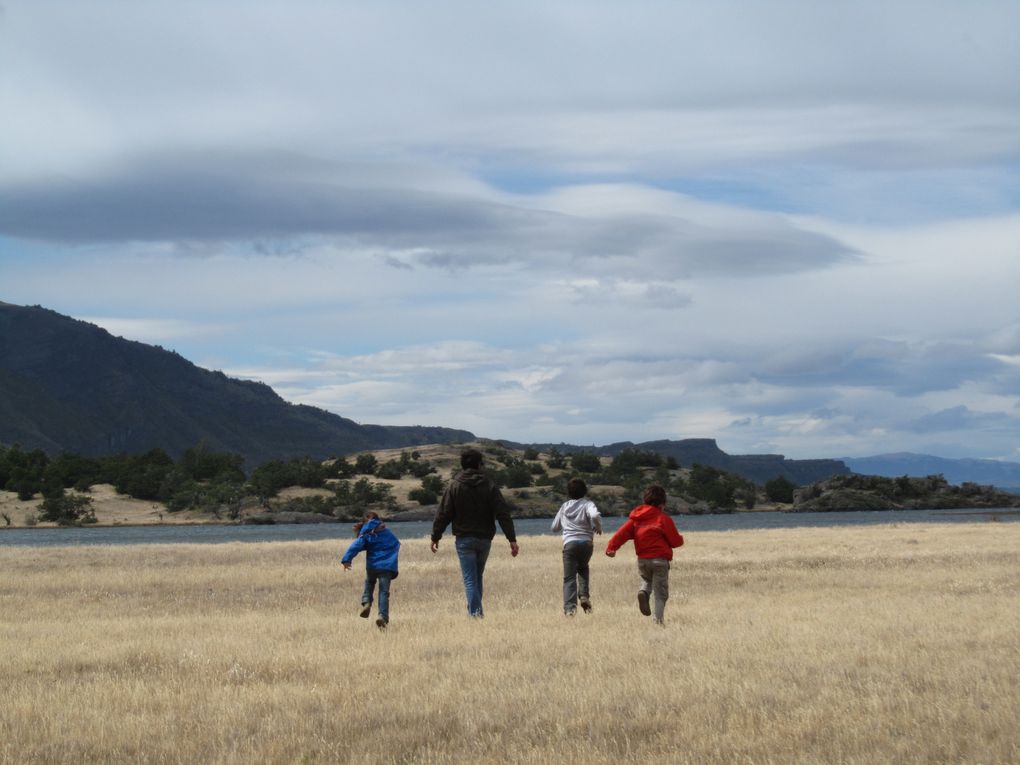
[841,453,1020,493]
[502,438,851,486]
[0,302,471,468]
[3,302,1017,489]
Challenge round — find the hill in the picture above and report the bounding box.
[0,303,471,468]
[841,453,1020,493]
[501,438,850,486]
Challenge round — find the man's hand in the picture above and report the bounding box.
[341,561,352,571]
[510,541,519,557]
[605,549,616,558]
[430,540,439,554]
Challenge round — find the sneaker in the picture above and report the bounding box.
[375,617,387,629]
[579,596,592,614]
[565,607,577,617]
[637,591,651,616]
[359,602,371,618]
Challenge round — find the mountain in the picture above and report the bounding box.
[841,453,1020,493]
[0,302,471,468]
[501,437,850,486]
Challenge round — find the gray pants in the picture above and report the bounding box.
[562,541,593,612]
[638,558,670,623]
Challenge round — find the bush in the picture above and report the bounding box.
[496,462,532,489]
[408,488,438,505]
[570,452,602,473]
[545,448,567,470]
[764,475,796,503]
[38,492,96,526]
[354,454,378,475]
[375,460,405,480]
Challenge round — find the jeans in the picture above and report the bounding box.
[637,558,670,624]
[455,536,492,617]
[361,571,393,622]
[562,540,593,612]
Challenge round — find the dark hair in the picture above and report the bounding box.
[353,511,380,534]
[567,478,587,499]
[461,448,483,470]
[643,484,667,507]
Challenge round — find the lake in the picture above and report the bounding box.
[0,507,1016,547]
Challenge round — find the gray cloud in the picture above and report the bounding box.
[0,150,857,279]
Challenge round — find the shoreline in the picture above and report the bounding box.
[3,506,1018,532]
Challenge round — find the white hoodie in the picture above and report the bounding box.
[551,498,602,546]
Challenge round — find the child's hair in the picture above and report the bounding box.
[353,511,380,534]
[567,478,587,499]
[643,484,667,507]
[461,448,483,470]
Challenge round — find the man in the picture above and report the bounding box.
[431,448,519,617]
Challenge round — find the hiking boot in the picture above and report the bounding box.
[579,596,592,614]
[375,617,388,629]
[637,591,651,616]
[359,602,371,618]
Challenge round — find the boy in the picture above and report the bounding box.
[341,512,400,629]
[605,484,683,625]
[551,477,602,615]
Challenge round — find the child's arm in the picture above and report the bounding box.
[662,515,684,549]
[340,535,367,570]
[605,518,634,557]
[588,502,602,535]
[550,506,563,532]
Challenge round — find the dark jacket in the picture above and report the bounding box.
[341,518,400,577]
[431,468,517,543]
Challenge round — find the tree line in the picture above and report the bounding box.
[1,441,804,526]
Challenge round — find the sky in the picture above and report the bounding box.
[2,1,1019,461]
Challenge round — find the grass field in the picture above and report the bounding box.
[2,522,1018,764]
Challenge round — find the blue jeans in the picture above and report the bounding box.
[361,571,393,622]
[455,536,492,617]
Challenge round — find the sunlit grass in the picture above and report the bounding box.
[2,522,1018,764]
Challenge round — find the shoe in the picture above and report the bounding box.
[359,602,371,618]
[637,591,651,616]
[579,596,592,614]
[375,617,388,629]
[565,607,577,617]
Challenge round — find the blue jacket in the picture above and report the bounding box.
[341,518,400,577]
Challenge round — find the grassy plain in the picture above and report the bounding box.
[2,522,1018,764]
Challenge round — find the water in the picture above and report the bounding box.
[0,507,1015,547]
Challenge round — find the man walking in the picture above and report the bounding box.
[431,448,519,617]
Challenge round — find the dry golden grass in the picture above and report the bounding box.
[2,522,1018,764]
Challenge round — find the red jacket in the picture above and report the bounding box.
[605,504,684,560]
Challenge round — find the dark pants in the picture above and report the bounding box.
[562,540,593,613]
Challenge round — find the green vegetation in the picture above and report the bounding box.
[5,438,1016,526]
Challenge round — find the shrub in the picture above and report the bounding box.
[765,475,796,503]
[38,492,96,526]
[354,454,378,475]
[545,448,567,470]
[570,452,601,474]
[375,460,404,480]
[408,488,438,505]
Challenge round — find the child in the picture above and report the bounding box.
[551,477,602,616]
[605,484,683,625]
[341,512,400,629]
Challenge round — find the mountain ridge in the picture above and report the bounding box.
[0,303,471,468]
[841,452,1020,492]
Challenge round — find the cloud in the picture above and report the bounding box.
[2,1,1018,460]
